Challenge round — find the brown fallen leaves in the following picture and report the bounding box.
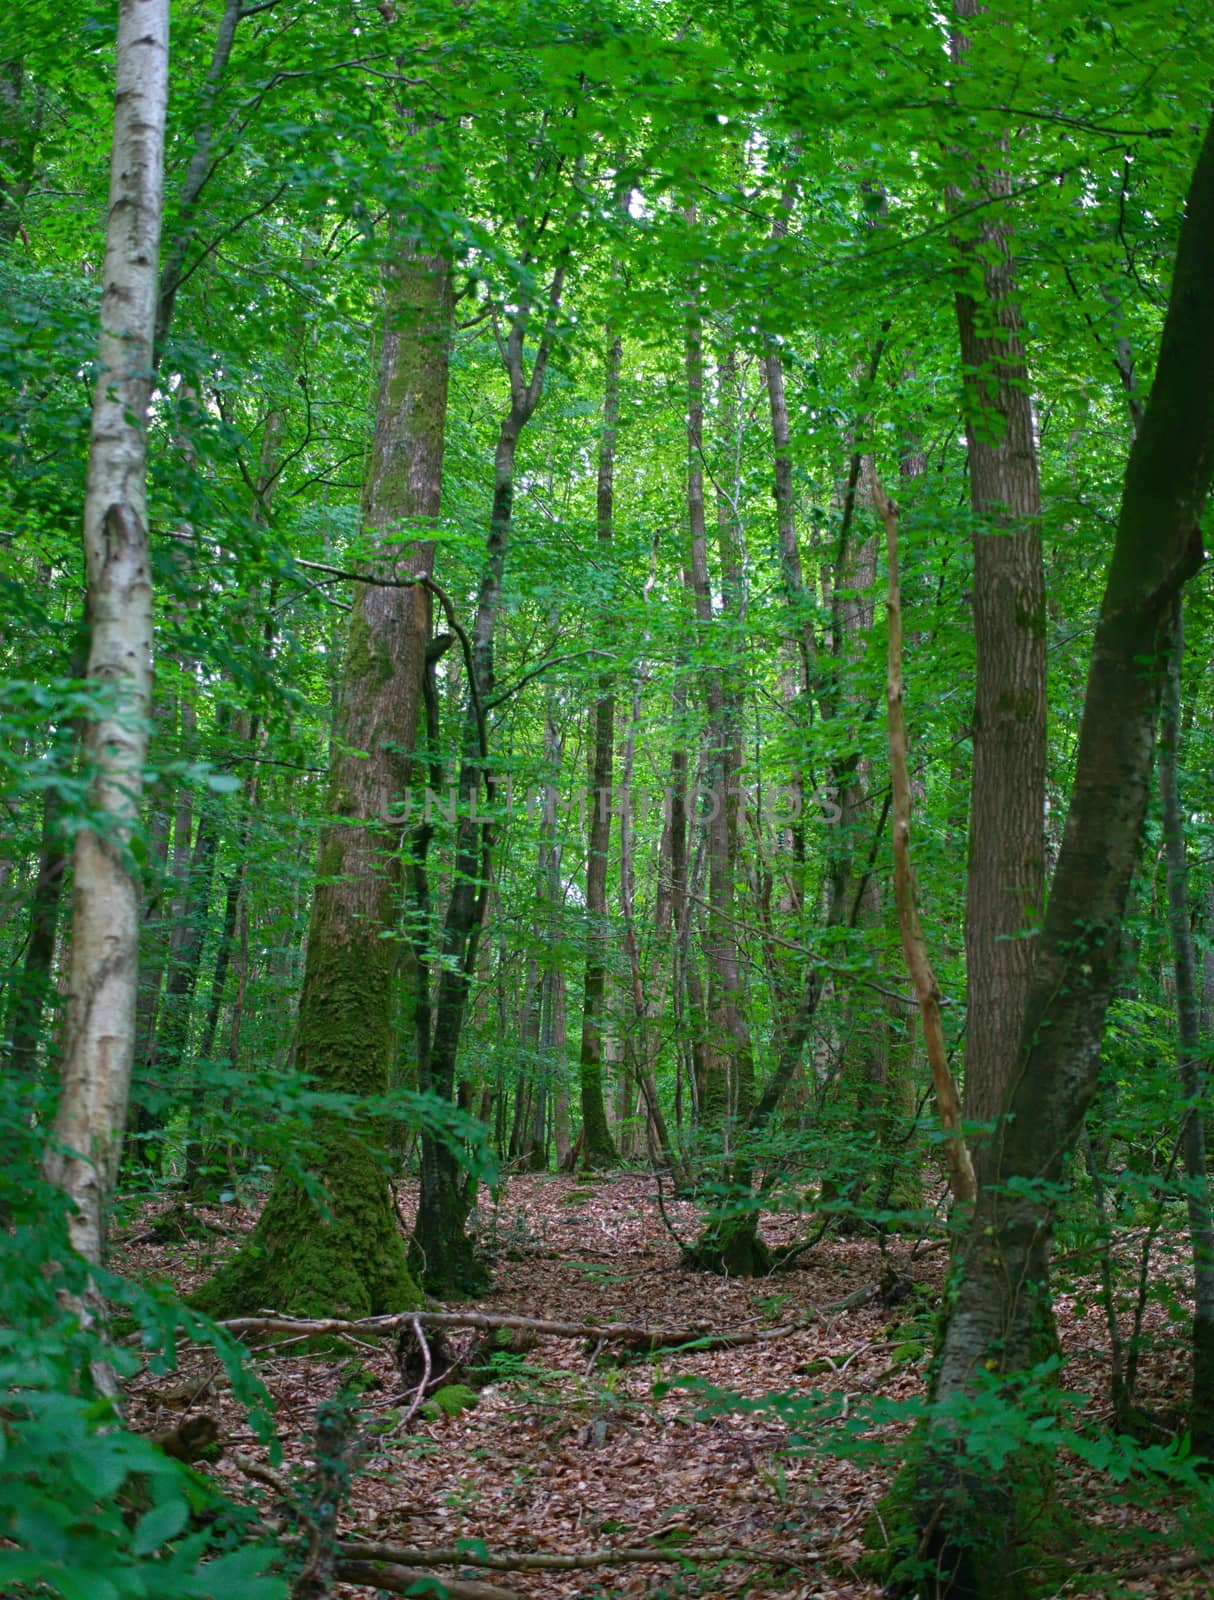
[116,1173,1209,1599]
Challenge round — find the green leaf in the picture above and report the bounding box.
[131,1495,190,1555]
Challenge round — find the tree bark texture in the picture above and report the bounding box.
[43,0,169,1266]
[907,107,1214,1599]
[1158,603,1214,1456]
[579,328,622,1167]
[200,246,451,1317]
[950,1,1047,1137]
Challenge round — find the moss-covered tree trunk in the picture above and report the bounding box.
[894,107,1214,1599]
[197,244,451,1320]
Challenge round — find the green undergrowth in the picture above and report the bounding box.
[0,1084,286,1600]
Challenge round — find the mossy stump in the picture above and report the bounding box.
[682,1212,772,1277]
[192,1127,421,1320]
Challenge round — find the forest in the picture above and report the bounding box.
[3,0,1214,1596]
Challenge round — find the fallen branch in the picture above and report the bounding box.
[338,1560,522,1599]
[218,1308,813,1353]
[338,1537,818,1573]
[1115,1551,1214,1581]
[231,1451,291,1498]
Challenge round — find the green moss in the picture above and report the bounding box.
[193,1126,420,1320]
[682,1212,772,1277]
[420,1383,479,1420]
[294,920,397,1101]
[341,602,394,695]
[890,1340,925,1367]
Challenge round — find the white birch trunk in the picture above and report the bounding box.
[44,0,169,1266]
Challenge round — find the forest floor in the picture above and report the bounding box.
[115,1172,1204,1600]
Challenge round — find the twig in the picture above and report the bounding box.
[683,890,927,1007]
[392,1317,431,1435]
[288,558,487,763]
[652,1169,694,1252]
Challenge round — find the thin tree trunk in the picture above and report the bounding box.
[552,969,573,1170]
[184,818,243,1192]
[0,57,43,246]
[618,664,682,1180]
[872,474,976,1204]
[128,689,194,1149]
[684,278,751,1130]
[579,328,622,1168]
[138,799,220,1174]
[3,625,87,1078]
[412,263,567,1291]
[154,0,244,359]
[536,703,564,1173]
[42,0,170,1270]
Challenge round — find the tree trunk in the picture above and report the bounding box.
[412,265,566,1292]
[1158,603,1214,1456]
[579,329,622,1169]
[42,0,169,1269]
[900,107,1214,1599]
[684,289,751,1132]
[137,799,220,1175]
[950,1,1046,1137]
[618,662,682,1181]
[872,475,976,1205]
[198,244,452,1318]
[552,969,573,1171]
[3,627,88,1081]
